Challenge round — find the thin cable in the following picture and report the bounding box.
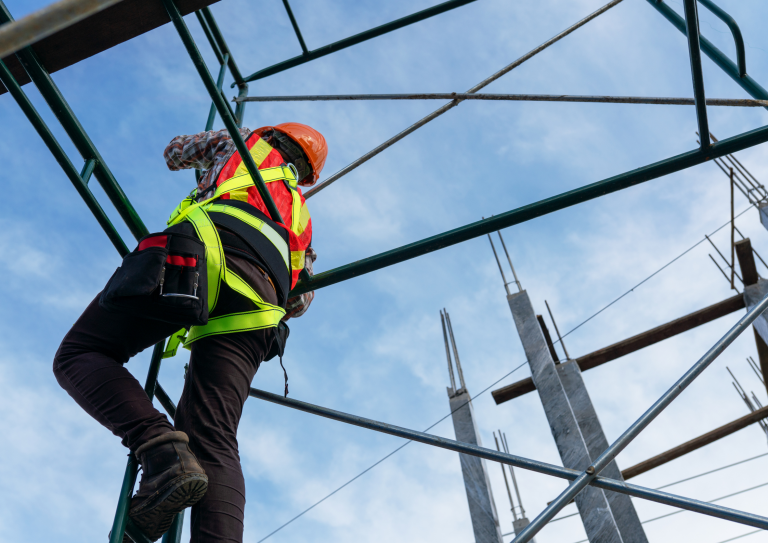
[555,204,756,344]
[642,480,768,524]
[563,481,768,543]
[654,452,768,490]
[255,361,528,543]
[714,529,764,543]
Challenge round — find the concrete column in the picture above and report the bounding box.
[557,360,648,543]
[449,388,504,543]
[507,291,627,543]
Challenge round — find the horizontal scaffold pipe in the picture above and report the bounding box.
[248,386,768,530]
[240,0,480,84]
[289,123,768,297]
[236,93,768,108]
[0,0,123,59]
[647,0,768,104]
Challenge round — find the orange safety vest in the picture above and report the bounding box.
[214,132,312,289]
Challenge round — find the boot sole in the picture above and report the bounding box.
[126,473,208,541]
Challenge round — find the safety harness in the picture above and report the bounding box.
[162,165,298,357]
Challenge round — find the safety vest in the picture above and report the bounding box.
[214,132,312,290]
[162,135,311,351]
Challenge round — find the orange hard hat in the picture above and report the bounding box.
[255,123,327,186]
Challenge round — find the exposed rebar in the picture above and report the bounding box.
[706,235,743,284]
[440,310,457,392]
[494,431,519,521]
[545,300,570,360]
[502,431,526,518]
[487,232,511,296]
[498,231,523,292]
[710,254,740,293]
[444,310,467,391]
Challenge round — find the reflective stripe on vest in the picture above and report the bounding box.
[212,134,311,290]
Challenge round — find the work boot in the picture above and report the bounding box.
[127,431,208,541]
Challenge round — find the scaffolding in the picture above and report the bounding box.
[3,0,768,541]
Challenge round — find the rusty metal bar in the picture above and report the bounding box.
[237,92,768,107]
[622,405,768,480]
[303,0,627,199]
[0,0,124,59]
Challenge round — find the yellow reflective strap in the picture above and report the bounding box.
[162,328,188,359]
[167,197,205,227]
[291,249,305,272]
[232,137,273,177]
[225,267,265,306]
[290,189,301,232]
[206,203,290,270]
[186,307,285,344]
[214,166,295,199]
[167,192,198,226]
[296,201,311,236]
[184,207,224,312]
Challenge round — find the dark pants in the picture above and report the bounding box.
[53,255,277,543]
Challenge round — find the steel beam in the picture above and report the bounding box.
[493,294,746,404]
[511,291,768,543]
[0,58,128,255]
[697,0,746,77]
[247,385,768,530]
[646,0,768,104]
[161,0,283,224]
[199,8,245,87]
[241,0,479,84]
[622,405,768,480]
[281,0,308,55]
[290,124,768,297]
[682,0,710,148]
[0,1,150,243]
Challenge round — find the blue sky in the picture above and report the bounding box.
[2,0,768,542]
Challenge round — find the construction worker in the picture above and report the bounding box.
[52,123,326,542]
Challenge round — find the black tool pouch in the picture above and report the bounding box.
[99,225,208,326]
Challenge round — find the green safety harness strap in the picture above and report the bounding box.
[162,166,293,354]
